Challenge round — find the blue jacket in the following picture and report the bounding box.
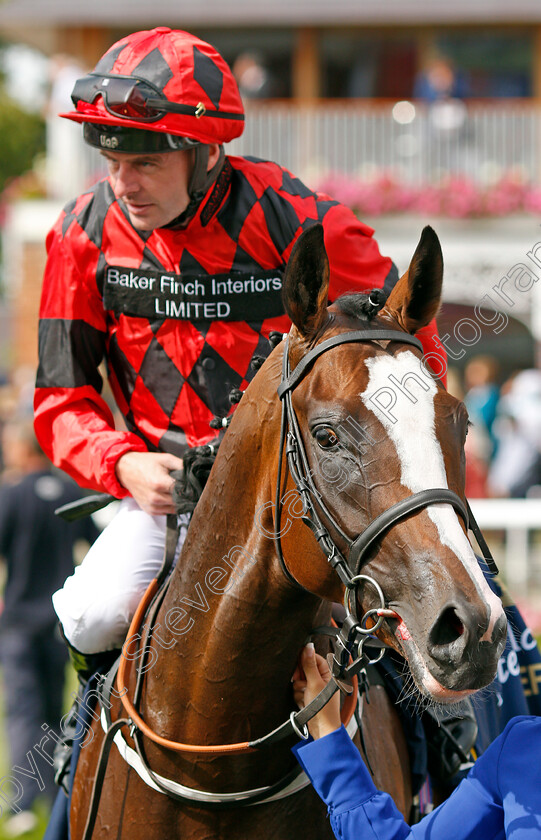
[293,716,541,840]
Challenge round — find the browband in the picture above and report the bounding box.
[278,330,424,398]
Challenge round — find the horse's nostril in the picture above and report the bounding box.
[429,606,465,649]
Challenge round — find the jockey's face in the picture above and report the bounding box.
[101,145,219,230]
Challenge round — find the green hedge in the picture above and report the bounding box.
[0,93,45,195]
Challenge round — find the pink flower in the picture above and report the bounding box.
[524,188,541,214]
[315,169,541,218]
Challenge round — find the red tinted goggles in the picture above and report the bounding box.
[71,73,244,123]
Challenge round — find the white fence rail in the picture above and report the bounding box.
[228,100,541,185]
[76,100,541,201]
[470,498,541,592]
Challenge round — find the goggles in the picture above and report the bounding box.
[71,73,244,123]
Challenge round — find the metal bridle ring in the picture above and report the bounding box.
[289,711,310,740]
[344,574,386,634]
[358,608,385,636]
[356,640,386,667]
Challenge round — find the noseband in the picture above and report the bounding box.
[275,326,498,675]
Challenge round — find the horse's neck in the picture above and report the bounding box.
[147,376,326,742]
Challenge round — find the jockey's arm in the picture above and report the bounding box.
[34,227,152,497]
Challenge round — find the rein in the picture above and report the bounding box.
[115,569,359,754]
[81,555,363,832]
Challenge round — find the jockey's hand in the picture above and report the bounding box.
[115,451,184,515]
[291,643,341,740]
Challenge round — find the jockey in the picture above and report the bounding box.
[34,27,446,678]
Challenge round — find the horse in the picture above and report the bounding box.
[70,224,507,840]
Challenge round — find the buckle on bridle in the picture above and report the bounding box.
[326,653,354,695]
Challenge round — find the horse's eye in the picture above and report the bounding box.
[314,427,339,449]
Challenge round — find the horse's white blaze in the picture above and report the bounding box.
[361,351,502,643]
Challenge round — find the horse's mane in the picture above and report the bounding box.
[333,288,388,322]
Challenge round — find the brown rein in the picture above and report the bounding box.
[116,577,359,754]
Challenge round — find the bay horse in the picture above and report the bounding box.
[70,224,507,840]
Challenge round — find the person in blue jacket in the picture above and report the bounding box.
[292,643,541,840]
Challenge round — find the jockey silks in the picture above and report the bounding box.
[34,155,440,497]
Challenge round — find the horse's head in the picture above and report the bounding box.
[279,223,507,703]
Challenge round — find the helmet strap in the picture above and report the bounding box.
[163,145,225,230]
[189,145,225,201]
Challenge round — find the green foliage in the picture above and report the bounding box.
[0,92,45,196]
[0,803,49,840]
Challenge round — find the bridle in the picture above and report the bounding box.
[82,322,499,828]
[275,325,499,677]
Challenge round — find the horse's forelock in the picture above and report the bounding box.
[333,290,388,322]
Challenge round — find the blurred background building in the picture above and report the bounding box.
[0,1,539,370]
[0,0,539,605]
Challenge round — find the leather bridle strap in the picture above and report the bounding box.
[348,491,500,578]
[277,330,424,398]
[466,500,499,576]
[82,716,131,840]
[275,326,500,590]
[349,488,469,574]
[275,329,422,591]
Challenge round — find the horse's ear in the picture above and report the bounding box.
[282,224,330,337]
[383,226,443,334]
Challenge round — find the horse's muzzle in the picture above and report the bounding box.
[426,603,507,691]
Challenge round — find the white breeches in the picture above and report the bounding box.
[52,498,186,654]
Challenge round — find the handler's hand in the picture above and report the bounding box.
[115,451,184,515]
[291,643,341,740]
